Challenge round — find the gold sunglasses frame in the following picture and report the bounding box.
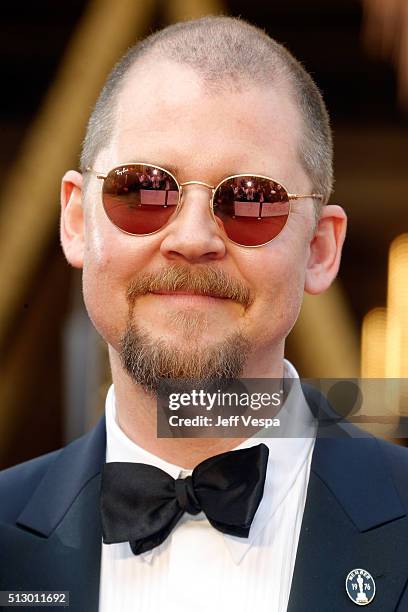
[86,163,324,248]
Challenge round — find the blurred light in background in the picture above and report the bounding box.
[362,234,408,378]
[361,306,387,377]
[386,234,408,378]
[361,234,408,422]
[362,0,408,108]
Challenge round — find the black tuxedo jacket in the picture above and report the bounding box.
[2,386,408,611]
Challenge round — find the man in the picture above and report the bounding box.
[1,15,408,612]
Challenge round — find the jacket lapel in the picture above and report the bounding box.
[288,387,408,611]
[1,416,106,612]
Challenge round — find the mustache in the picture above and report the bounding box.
[127,264,254,308]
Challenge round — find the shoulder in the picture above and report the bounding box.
[0,416,106,526]
[376,437,408,506]
[377,436,408,465]
[0,448,63,523]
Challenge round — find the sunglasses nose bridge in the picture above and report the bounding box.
[178,182,216,217]
[179,180,215,190]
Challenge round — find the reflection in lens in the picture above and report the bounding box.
[213,176,290,246]
[102,164,179,234]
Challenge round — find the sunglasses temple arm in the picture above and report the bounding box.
[85,167,107,180]
[288,193,324,201]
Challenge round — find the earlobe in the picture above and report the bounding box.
[60,170,85,269]
[304,205,347,295]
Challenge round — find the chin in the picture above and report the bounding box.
[118,322,252,394]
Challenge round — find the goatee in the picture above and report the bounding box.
[119,323,251,395]
[119,263,254,394]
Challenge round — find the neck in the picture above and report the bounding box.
[108,346,284,469]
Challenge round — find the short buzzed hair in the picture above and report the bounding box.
[80,16,333,208]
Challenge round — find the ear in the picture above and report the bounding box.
[304,205,347,294]
[60,170,85,268]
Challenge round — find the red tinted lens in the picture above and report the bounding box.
[102,164,179,234]
[213,176,290,246]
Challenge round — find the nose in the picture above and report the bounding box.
[159,184,227,263]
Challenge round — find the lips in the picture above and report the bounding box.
[149,290,227,300]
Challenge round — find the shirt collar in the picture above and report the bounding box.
[105,359,317,565]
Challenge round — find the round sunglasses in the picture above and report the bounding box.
[86,163,323,247]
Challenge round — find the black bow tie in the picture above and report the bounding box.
[100,443,269,555]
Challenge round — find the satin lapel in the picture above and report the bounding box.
[0,416,106,612]
[288,389,408,611]
[0,475,102,612]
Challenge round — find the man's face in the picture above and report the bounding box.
[62,58,343,389]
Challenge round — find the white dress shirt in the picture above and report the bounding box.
[98,360,317,612]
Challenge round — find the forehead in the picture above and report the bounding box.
[107,58,305,184]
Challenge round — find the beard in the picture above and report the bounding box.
[118,263,254,395]
[119,321,251,395]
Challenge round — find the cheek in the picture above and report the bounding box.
[80,219,141,347]
[81,249,127,348]
[242,239,308,342]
